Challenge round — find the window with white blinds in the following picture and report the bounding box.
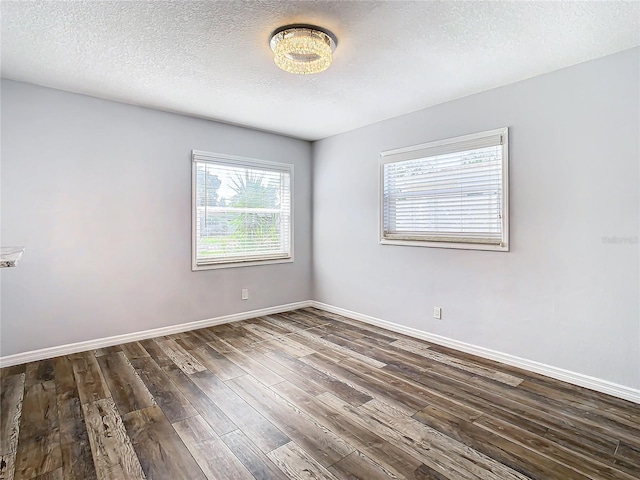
[192,151,293,269]
[380,128,509,251]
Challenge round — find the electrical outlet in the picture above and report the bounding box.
[434,306,442,320]
[241,289,249,300]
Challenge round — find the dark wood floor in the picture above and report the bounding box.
[1,308,639,480]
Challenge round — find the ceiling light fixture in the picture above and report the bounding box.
[270,25,337,75]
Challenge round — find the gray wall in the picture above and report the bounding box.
[312,48,640,389]
[2,49,639,391]
[0,80,312,356]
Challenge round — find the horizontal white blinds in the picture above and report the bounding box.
[194,155,291,265]
[382,132,506,245]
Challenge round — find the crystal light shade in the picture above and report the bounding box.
[270,25,337,75]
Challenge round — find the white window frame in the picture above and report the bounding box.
[379,128,509,252]
[192,150,294,270]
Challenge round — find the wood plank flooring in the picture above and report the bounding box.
[1,308,639,479]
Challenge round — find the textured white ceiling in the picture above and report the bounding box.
[2,1,639,140]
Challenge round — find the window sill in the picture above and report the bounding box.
[192,257,293,271]
[380,238,509,252]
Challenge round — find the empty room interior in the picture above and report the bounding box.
[1,1,639,479]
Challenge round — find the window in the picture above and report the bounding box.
[380,128,509,251]
[192,151,293,269]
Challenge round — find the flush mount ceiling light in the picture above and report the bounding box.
[269,25,337,75]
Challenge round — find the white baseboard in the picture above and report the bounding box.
[3,298,638,405]
[0,301,312,368]
[310,301,640,405]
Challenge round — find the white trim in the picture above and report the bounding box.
[310,301,640,405]
[3,298,637,405]
[191,150,294,271]
[192,257,294,271]
[379,127,509,252]
[379,238,507,252]
[380,127,507,159]
[0,301,312,368]
[192,150,292,172]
